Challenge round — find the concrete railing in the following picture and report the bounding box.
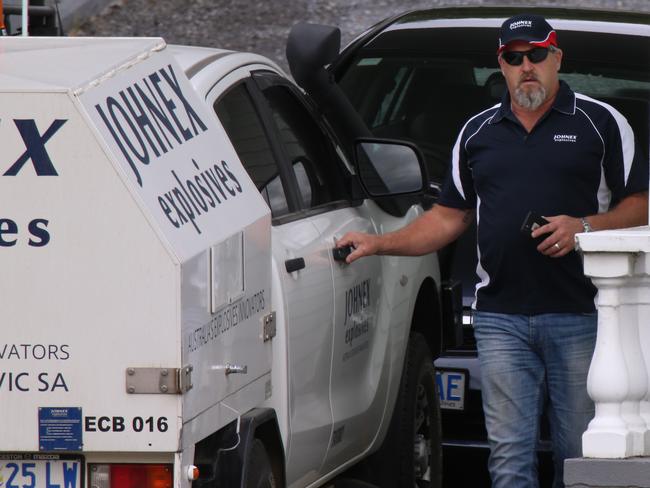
[576,226,650,458]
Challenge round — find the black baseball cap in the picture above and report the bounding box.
[497,14,558,54]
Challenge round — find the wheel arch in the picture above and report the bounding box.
[410,277,442,359]
[191,408,285,488]
[248,409,286,487]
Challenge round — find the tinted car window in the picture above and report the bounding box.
[339,30,650,183]
[339,57,485,183]
[260,84,350,209]
[214,83,291,217]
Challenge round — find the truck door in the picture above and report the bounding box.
[211,69,383,482]
[321,210,384,471]
[212,73,338,486]
[249,73,384,474]
[253,74,348,485]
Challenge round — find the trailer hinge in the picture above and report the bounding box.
[178,365,194,393]
[263,311,276,342]
[126,366,193,395]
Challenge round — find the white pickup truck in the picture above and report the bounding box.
[0,36,443,488]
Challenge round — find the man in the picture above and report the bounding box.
[336,14,648,488]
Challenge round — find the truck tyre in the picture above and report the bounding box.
[401,332,442,487]
[363,332,442,488]
[400,332,442,488]
[245,439,276,488]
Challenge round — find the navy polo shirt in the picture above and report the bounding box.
[439,81,648,314]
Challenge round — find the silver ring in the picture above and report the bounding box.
[554,243,561,250]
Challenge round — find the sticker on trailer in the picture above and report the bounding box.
[38,407,83,451]
[77,52,268,261]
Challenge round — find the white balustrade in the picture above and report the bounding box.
[577,227,650,458]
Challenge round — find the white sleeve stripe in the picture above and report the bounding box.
[576,106,611,212]
[597,170,612,214]
[451,104,500,201]
[576,106,605,156]
[464,114,495,151]
[575,93,636,185]
[472,195,490,310]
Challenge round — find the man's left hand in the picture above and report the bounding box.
[532,215,583,257]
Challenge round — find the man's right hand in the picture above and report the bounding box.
[336,205,475,264]
[335,232,381,264]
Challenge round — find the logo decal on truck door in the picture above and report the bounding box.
[342,279,372,361]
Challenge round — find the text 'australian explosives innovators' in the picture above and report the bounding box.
[187,290,265,353]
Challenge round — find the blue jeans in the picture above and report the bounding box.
[473,311,597,488]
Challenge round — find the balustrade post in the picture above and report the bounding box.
[581,263,633,458]
[576,230,650,459]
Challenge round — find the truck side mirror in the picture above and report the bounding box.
[355,139,427,197]
[286,22,340,87]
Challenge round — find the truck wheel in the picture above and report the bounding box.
[245,439,276,488]
[365,332,442,488]
[403,332,442,488]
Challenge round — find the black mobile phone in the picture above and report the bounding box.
[520,211,549,236]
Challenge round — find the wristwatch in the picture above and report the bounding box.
[580,217,593,233]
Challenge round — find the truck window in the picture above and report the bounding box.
[214,83,291,218]
[339,57,483,184]
[259,84,350,210]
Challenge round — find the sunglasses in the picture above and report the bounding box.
[501,47,550,66]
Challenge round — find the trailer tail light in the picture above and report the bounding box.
[89,464,173,488]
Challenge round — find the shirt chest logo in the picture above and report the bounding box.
[553,134,577,143]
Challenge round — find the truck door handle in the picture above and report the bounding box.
[332,245,353,262]
[285,257,305,273]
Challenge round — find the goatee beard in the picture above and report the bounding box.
[514,84,547,110]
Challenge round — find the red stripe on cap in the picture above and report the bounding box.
[497,31,558,54]
[530,30,557,49]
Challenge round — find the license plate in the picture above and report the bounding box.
[435,368,468,411]
[0,455,82,488]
